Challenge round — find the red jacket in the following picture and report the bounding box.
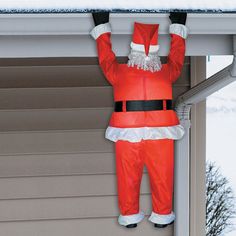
[94,25,186,128]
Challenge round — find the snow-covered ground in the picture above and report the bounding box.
[0,0,235,12]
[206,55,236,235]
[207,83,236,114]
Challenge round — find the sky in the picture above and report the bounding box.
[0,0,235,11]
[206,55,236,235]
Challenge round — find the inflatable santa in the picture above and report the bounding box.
[90,12,188,228]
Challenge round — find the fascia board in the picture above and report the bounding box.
[0,13,234,57]
[0,34,233,58]
[0,13,236,36]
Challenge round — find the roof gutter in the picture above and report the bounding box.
[175,35,236,111]
[0,13,236,36]
[0,13,235,57]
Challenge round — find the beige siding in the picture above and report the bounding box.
[0,219,173,236]
[0,174,150,199]
[0,57,190,236]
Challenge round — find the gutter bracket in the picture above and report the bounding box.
[175,104,192,127]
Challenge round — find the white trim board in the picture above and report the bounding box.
[0,14,236,58]
[0,35,232,58]
[0,13,235,35]
[0,13,234,57]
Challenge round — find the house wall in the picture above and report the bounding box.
[0,56,190,236]
[189,57,206,236]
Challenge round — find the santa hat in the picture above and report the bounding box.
[130,22,160,56]
[127,22,162,72]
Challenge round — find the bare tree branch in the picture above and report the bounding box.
[206,161,236,236]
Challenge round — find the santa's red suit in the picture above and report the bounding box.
[90,19,188,227]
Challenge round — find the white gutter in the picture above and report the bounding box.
[175,35,236,111]
[174,35,236,236]
[0,13,235,36]
[0,13,235,57]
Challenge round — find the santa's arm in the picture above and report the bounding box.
[167,12,189,83]
[90,12,118,86]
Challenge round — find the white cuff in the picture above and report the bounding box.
[148,211,175,225]
[90,22,112,40]
[118,211,145,226]
[169,23,188,39]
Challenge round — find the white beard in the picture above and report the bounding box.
[127,49,162,73]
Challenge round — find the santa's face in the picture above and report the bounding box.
[127,47,162,73]
[128,22,162,72]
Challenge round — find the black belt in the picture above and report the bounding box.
[114,100,172,112]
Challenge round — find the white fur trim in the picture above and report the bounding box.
[118,211,145,226]
[90,22,111,40]
[105,124,185,143]
[130,42,160,53]
[127,49,162,72]
[148,211,175,225]
[169,23,188,39]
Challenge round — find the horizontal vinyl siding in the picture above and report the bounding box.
[0,195,152,222]
[0,56,190,236]
[0,86,189,131]
[0,218,173,236]
[0,152,116,177]
[0,130,112,155]
[0,174,150,199]
[0,86,188,111]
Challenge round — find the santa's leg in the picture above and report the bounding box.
[144,139,175,227]
[115,140,145,227]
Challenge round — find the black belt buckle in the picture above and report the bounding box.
[114,101,123,112]
[114,100,172,112]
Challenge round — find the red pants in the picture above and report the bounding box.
[115,139,174,216]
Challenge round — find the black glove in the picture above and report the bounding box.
[92,12,110,26]
[169,12,187,25]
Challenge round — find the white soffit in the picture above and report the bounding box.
[0,13,235,57]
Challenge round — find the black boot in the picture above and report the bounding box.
[126,223,137,228]
[154,220,174,228]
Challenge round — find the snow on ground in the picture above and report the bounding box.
[0,0,235,11]
[207,111,236,183]
[207,106,236,236]
[206,56,236,235]
[207,56,235,113]
[207,82,236,113]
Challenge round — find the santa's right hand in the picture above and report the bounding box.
[92,12,110,26]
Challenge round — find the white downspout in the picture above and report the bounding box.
[174,35,236,236]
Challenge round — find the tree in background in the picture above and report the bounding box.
[206,161,236,236]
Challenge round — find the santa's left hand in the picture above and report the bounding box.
[169,12,187,25]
